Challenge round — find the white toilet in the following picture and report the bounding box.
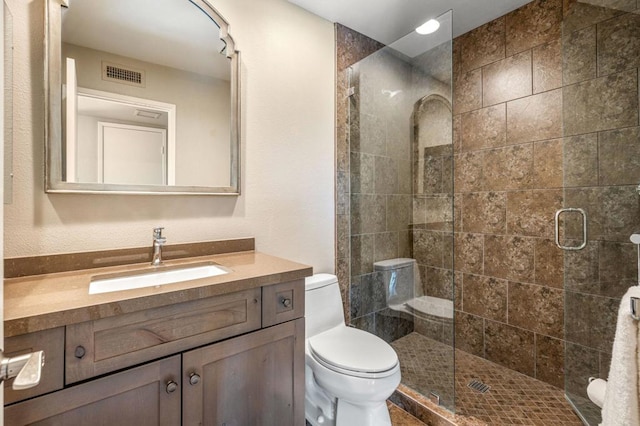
[304,273,401,426]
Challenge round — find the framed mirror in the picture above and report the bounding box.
[45,0,240,195]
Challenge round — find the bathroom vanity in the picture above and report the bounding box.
[2,239,310,425]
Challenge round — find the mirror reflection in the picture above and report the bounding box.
[46,0,240,194]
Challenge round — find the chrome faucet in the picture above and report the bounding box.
[152,227,166,266]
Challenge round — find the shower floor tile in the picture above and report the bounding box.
[391,333,583,425]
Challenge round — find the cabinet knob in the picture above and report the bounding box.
[74,346,86,359]
[189,372,201,385]
[165,380,178,394]
[281,297,292,308]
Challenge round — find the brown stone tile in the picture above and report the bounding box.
[601,186,640,242]
[507,89,563,144]
[508,281,564,338]
[455,311,484,357]
[425,267,453,300]
[454,233,484,275]
[536,335,564,388]
[461,192,506,234]
[599,241,637,290]
[484,235,535,283]
[460,104,506,152]
[483,51,533,107]
[396,159,413,195]
[483,144,534,191]
[453,69,482,115]
[454,151,484,193]
[564,133,598,187]
[425,196,453,228]
[457,17,506,73]
[533,39,562,93]
[351,234,375,276]
[424,153,444,195]
[374,233,399,263]
[350,194,386,234]
[412,197,426,225]
[453,195,462,232]
[485,320,535,376]
[505,0,563,57]
[597,12,640,77]
[565,291,619,352]
[506,189,563,238]
[399,230,411,259]
[357,112,387,156]
[564,188,604,240]
[413,230,443,268]
[336,214,350,260]
[337,171,349,215]
[375,156,398,194]
[563,69,639,136]
[535,238,563,289]
[562,0,630,34]
[452,115,462,154]
[565,341,599,398]
[533,138,562,188]
[562,25,597,86]
[564,240,600,295]
[336,24,384,71]
[454,271,463,311]
[463,273,508,322]
[599,127,640,186]
[387,195,411,232]
[350,152,374,194]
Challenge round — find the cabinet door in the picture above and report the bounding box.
[5,355,181,426]
[183,318,305,426]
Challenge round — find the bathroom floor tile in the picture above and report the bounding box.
[391,333,584,425]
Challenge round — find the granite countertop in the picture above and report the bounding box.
[5,250,312,337]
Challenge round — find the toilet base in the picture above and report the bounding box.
[305,396,392,426]
[336,398,392,426]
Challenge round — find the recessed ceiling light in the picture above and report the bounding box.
[416,19,440,35]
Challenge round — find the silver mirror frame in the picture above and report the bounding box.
[44,0,241,195]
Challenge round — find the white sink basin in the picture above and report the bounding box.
[89,262,230,294]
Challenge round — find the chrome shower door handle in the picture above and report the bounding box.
[555,208,587,251]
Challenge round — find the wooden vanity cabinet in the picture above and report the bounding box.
[4,279,306,426]
[183,318,304,425]
[5,355,182,425]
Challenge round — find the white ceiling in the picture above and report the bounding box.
[288,0,535,45]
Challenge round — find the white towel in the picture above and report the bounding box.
[601,286,640,426]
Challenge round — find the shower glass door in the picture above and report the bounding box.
[347,10,455,411]
[561,1,640,424]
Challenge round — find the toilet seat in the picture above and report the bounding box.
[308,326,398,379]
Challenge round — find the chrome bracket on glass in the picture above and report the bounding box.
[554,208,587,251]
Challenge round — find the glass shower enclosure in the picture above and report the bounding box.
[347,10,455,411]
[561,1,640,424]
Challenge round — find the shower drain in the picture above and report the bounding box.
[468,379,491,394]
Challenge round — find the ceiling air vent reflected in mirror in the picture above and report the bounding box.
[102,61,145,87]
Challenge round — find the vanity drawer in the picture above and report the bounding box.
[262,279,304,327]
[65,288,261,384]
[4,327,65,405]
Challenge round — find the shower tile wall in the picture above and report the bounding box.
[335,25,384,324]
[336,23,454,343]
[347,50,417,342]
[453,0,640,392]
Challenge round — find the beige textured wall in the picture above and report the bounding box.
[5,0,336,275]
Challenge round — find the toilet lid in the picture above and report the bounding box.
[308,326,398,374]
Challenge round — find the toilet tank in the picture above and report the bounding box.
[305,274,345,338]
[374,258,416,307]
